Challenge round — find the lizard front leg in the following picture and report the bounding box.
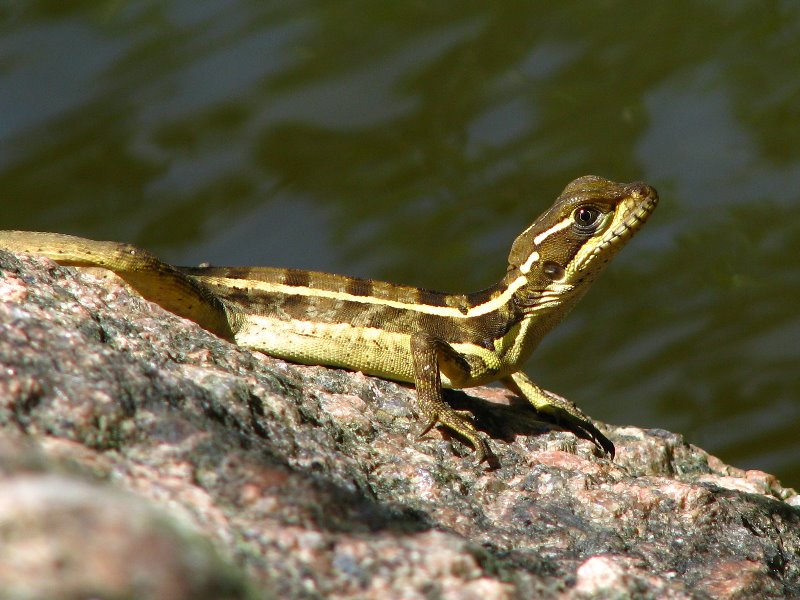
[409,333,490,462]
[501,371,615,458]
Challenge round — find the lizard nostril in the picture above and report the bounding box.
[626,182,657,201]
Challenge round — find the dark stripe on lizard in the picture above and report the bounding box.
[181,265,505,312]
[283,269,311,289]
[213,285,518,348]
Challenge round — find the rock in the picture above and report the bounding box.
[0,434,249,600]
[1,248,798,599]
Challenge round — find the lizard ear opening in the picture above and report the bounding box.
[542,261,565,281]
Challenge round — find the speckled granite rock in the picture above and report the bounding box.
[0,433,251,600]
[1,248,798,600]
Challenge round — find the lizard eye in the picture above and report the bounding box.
[572,206,602,234]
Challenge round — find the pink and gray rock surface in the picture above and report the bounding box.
[1,249,798,599]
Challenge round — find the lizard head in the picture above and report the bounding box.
[506,175,658,312]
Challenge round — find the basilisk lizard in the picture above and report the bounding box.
[0,176,657,461]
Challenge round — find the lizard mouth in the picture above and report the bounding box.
[577,187,659,269]
[609,193,659,246]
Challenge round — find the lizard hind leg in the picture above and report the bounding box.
[0,230,234,341]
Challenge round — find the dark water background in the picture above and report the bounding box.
[2,3,799,486]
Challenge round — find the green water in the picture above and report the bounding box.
[2,2,798,487]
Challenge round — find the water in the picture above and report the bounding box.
[2,2,798,487]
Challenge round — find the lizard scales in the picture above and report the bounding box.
[0,175,658,462]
